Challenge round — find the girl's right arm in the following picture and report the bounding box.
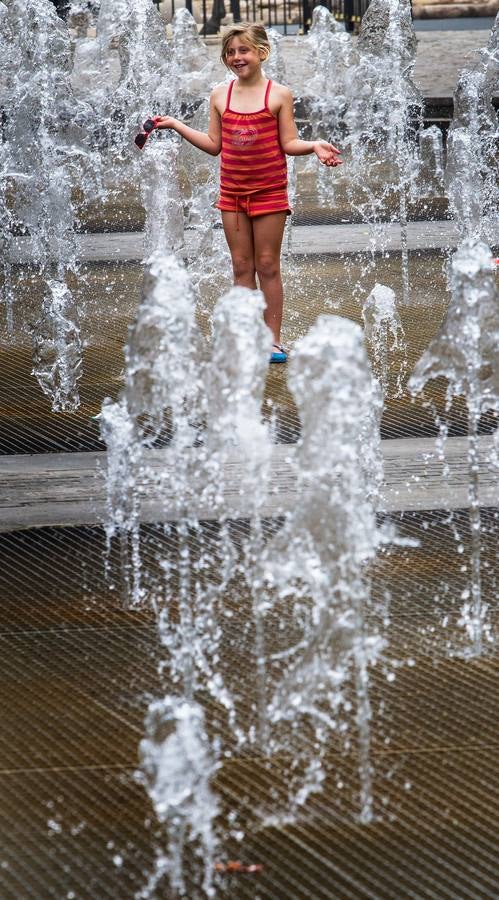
[154,89,222,157]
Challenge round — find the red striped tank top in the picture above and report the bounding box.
[216,79,290,219]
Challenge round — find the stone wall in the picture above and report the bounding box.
[413,0,499,18]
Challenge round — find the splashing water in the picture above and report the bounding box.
[14,1,497,886]
[157,289,273,758]
[264,28,287,83]
[171,8,215,102]
[70,0,176,176]
[445,12,499,243]
[261,34,296,251]
[140,141,185,256]
[137,697,219,899]
[345,0,423,304]
[104,281,275,893]
[418,125,445,197]
[203,288,273,746]
[305,6,354,207]
[0,1,16,332]
[1,0,79,272]
[101,253,200,604]
[409,239,499,656]
[154,288,272,733]
[362,283,407,397]
[70,0,120,104]
[182,99,219,226]
[111,0,176,151]
[31,279,83,411]
[180,99,228,306]
[102,267,390,846]
[204,289,271,474]
[124,254,200,446]
[261,316,385,822]
[0,0,107,408]
[99,396,143,603]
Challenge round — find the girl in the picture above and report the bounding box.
[154,23,342,363]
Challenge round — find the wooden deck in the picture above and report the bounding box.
[0,436,496,532]
[11,220,499,264]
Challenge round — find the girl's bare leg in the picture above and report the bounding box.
[252,212,287,345]
[221,210,257,290]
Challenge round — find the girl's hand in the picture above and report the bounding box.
[314,140,342,167]
[153,115,177,130]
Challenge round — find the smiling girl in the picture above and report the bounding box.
[154,23,342,363]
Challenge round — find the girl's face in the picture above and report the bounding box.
[225,38,264,77]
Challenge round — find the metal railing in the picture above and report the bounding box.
[197,0,369,34]
[198,0,370,34]
[50,0,370,38]
[152,0,370,34]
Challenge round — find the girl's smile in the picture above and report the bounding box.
[225,40,263,78]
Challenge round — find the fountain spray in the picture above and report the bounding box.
[305,6,354,208]
[262,28,297,254]
[203,287,273,746]
[409,239,499,656]
[445,12,499,244]
[262,316,385,822]
[1,0,84,409]
[418,125,445,198]
[101,258,219,895]
[137,697,219,899]
[171,8,215,103]
[140,141,185,257]
[362,283,407,397]
[345,0,423,306]
[179,98,228,308]
[101,252,200,604]
[410,15,499,655]
[107,0,175,159]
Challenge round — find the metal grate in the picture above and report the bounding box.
[2,246,497,455]
[0,509,497,897]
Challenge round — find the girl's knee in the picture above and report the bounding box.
[232,255,255,282]
[255,252,280,281]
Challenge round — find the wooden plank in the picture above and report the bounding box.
[0,436,496,532]
[10,221,499,264]
[382,436,498,512]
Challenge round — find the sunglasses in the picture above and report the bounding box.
[134,118,159,150]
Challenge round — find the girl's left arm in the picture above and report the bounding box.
[278,88,342,167]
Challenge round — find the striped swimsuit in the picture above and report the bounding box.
[216,79,291,223]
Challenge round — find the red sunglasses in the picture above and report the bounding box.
[134,117,161,150]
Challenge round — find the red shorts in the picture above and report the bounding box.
[216,186,292,218]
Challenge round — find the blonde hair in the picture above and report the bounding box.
[220,23,271,66]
